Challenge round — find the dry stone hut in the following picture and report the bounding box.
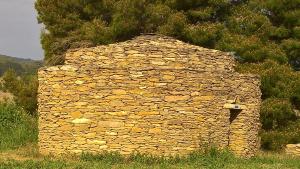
[38,35,261,157]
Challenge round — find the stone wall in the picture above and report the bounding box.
[38,35,261,157]
[286,144,300,156]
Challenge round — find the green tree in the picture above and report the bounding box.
[35,0,297,67]
[251,0,300,69]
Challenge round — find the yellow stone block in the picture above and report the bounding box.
[106,95,132,100]
[162,75,175,80]
[72,118,91,124]
[137,111,160,116]
[128,115,142,119]
[148,77,159,82]
[193,96,214,101]
[109,100,125,107]
[130,89,144,95]
[71,150,83,154]
[70,112,82,118]
[52,84,60,89]
[149,128,162,134]
[191,92,200,96]
[105,131,118,136]
[151,60,165,65]
[78,86,90,91]
[164,95,190,102]
[107,111,128,116]
[72,51,82,57]
[126,50,139,54]
[131,127,144,132]
[74,124,90,131]
[74,102,88,106]
[112,89,127,95]
[59,125,72,131]
[87,140,106,145]
[98,121,124,128]
[100,145,108,149]
[87,83,96,88]
[196,116,204,123]
[172,63,184,69]
[75,80,84,85]
[85,132,97,138]
[86,52,96,56]
[95,127,106,132]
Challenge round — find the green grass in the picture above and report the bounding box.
[0,150,300,169]
[0,104,37,150]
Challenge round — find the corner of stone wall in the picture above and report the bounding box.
[229,73,261,157]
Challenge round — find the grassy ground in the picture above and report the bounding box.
[0,147,300,169]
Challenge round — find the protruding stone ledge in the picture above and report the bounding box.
[223,104,247,110]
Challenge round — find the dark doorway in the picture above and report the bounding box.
[229,109,241,124]
[228,109,242,147]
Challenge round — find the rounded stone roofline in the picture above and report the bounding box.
[39,34,260,80]
[65,34,234,60]
[61,35,237,74]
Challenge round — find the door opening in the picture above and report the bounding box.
[230,109,241,124]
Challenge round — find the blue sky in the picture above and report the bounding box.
[0,0,43,60]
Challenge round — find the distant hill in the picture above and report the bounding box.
[0,54,43,76]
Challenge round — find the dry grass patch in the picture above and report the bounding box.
[0,91,13,103]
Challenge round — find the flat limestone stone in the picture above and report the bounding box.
[164,95,190,102]
[72,118,91,124]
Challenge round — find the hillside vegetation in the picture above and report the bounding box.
[0,54,42,76]
[0,54,41,114]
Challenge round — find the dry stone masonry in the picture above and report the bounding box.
[286,144,300,156]
[38,35,261,157]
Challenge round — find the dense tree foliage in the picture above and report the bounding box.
[35,0,300,67]
[35,0,300,150]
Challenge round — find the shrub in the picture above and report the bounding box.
[260,98,296,130]
[0,104,37,150]
[291,86,300,110]
[2,69,38,115]
[261,120,300,151]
